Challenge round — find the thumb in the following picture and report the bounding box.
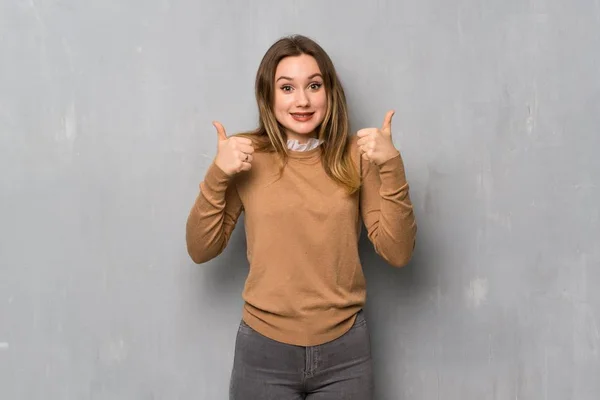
[381,110,395,133]
[213,121,228,141]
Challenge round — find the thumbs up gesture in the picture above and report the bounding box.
[213,121,255,176]
[356,110,400,165]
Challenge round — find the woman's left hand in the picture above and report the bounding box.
[356,110,400,165]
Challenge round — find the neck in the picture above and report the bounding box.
[286,133,317,144]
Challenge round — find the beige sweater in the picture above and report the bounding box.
[186,135,417,346]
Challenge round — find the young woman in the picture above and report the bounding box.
[186,34,417,400]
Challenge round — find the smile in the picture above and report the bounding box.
[290,112,314,122]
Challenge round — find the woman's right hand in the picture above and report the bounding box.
[213,121,254,176]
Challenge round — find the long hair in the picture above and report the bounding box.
[238,34,360,194]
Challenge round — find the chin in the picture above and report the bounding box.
[286,119,323,135]
[293,126,319,135]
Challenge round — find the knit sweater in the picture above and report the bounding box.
[185,135,417,346]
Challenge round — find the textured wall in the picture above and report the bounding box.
[1,0,599,398]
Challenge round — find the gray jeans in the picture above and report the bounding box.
[229,310,374,399]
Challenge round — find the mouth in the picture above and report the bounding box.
[290,112,315,122]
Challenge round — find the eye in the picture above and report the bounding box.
[281,85,293,92]
[309,82,323,90]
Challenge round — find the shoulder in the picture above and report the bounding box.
[346,134,360,159]
[235,149,280,190]
[346,134,364,172]
[348,134,359,148]
[346,134,376,181]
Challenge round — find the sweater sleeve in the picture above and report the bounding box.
[185,162,244,264]
[359,151,417,267]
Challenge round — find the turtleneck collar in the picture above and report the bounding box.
[286,137,323,152]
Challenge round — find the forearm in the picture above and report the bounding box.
[362,153,417,267]
[185,162,242,264]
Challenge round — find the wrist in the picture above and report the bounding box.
[214,158,234,177]
[377,149,400,166]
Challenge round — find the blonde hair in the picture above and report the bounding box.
[238,34,360,194]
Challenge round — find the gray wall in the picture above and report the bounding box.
[1,0,599,399]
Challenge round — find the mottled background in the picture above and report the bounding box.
[1,0,599,399]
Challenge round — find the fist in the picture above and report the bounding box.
[213,121,254,176]
[356,110,399,165]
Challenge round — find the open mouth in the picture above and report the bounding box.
[290,112,314,122]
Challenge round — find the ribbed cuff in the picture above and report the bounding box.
[200,161,235,195]
[377,152,408,186]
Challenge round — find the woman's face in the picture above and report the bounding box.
[273,54,327,143]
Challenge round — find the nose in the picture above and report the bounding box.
[295,89,310,107]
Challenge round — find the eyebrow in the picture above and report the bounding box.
[276,73,323,82]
